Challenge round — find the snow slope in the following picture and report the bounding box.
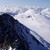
[13,7,50,49]
[14,8,50,42]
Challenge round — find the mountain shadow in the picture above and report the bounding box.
[0,13,48,50]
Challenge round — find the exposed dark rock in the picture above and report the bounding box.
[0,13,28,50]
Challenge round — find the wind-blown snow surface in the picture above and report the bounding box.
[0,6,50,50]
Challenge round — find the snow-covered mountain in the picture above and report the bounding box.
[13,7,50,50]
[0,13,48,50]
[0,6,50,50]
[14,7,50,43]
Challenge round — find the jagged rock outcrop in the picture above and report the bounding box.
[0,13,48,50]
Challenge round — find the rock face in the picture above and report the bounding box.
[0,13,48,50]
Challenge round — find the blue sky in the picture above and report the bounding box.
[0,0,50,8]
